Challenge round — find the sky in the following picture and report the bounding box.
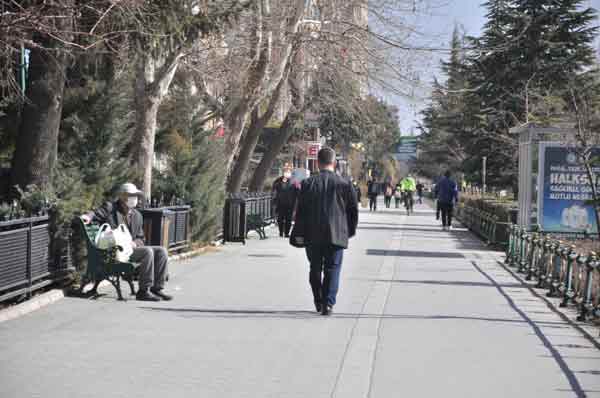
[384,0,600,135]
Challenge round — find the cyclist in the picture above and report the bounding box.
[400,174,417,215]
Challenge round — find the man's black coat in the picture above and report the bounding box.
[295,170,359,249]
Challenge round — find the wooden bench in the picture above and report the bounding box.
[77,218,139,300]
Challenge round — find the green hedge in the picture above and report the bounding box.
[459,196,517,223]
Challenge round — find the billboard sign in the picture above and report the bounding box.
[394,136,418,161]
[538,143,600,233]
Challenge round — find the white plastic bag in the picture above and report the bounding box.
[95,224,116,250]
[113,224,134,262]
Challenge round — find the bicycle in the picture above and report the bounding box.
[403,190,414,215]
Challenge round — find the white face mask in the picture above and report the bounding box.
[126,197,138,208]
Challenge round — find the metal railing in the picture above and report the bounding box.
[0,216,54,302]
[455,205,511,246]
[505,225,600,333]
[223,193,273,244]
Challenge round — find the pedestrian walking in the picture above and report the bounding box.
[394,182,402,208]
[416,181,424,204]
[290,148,359,316]
[367,178,379,211]
[436,170,459,231]
[272,165,298,237]
[383,181,393,208]
[353,180,362,207]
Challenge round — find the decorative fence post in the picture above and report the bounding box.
[559,246,579,308]
[577,253,597,322]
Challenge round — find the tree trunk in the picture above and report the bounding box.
[132,50,182,201]
[227,64,290,193]
[248,110,301,192]
[134,93,160,201]
[223,0,305,191]
[227,110,261,193]
[10,5,72,190]
[248,58,305,192]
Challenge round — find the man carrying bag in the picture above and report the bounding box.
[290,148,359,316]
[81,183,172,302]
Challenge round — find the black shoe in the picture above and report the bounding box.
[150,287,173,301]
[321,305,333,316]
[314,302,322,313]
[136,289,160,301]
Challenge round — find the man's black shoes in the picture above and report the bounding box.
[136,289,160,302]
[150,287,173,301]
[321,305,333,316]
[314,302,322,313]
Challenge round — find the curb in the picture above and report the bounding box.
[0,289,64,324]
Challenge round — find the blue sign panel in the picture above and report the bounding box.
[538,143,600,233]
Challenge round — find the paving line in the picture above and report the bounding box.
[330,218,405,398]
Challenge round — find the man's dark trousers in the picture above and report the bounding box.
[277,205,293,236]
[440,202,454,227]
[306,244,344,307]
[369,195,377,211]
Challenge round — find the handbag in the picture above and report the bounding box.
[113,224,134,263]
[95,223,116,250]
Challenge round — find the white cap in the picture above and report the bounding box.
[117,182,143,196]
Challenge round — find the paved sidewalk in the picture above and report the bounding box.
[1,200,599,398]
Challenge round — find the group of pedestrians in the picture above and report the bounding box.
[365,174,424,213]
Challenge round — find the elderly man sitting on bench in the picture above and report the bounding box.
[81,183,173,302]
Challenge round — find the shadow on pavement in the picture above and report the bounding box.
[369,279,525,289]
[470,260,588,398]
[141,307,574,328]
[366,249,465,258]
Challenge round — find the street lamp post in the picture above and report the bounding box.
[482,156,487,197]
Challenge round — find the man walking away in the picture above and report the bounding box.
[295,148,359,316]
[272,165,297,237]
[367,178,379,211]
[416,181,424,204]
[436,170,459,231]
[383,181,393,208]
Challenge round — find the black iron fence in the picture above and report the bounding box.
[223,193,273,244]
[0,216,55,302]
[505,226,600,334]
[455,205,511,246]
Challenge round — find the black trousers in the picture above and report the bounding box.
[277,205,293,236]
[384,196,392,208]
[440,202,454,227]
[368,195,378,211]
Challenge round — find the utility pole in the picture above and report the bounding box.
[482,156,487,197]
